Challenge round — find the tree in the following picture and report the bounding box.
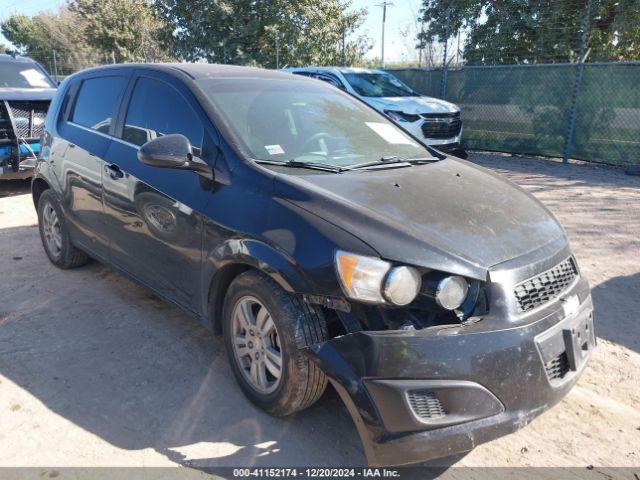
[154,0,371,67]
[69,0,173,63]
[1,8,98,75]
[417,0,640,65]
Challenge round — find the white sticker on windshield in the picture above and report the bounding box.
[265,144,285,155]
[20,68,51,88]
[365,122,418,145]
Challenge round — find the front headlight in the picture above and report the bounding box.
[384,110,421,123]
[383,266,422,306]
[335,251,390,303]
[335,251,421,305]
[434,276,469,310]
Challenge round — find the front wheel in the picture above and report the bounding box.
[222,270,328,416]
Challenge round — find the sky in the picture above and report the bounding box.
[0,0,424,63]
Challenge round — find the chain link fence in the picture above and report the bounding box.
[388,62,640,166]
[387,0,640,167]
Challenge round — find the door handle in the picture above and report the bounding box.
[105,163,124,179]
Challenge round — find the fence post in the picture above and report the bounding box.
[52,50,58,80]
[563,0,592,165]
[439,6,451,99]
[341,25,346,65]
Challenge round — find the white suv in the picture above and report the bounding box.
[285,66,465,156]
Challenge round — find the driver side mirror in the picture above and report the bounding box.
[137,134,213,180]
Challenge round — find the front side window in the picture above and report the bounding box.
[122,77,203,152]
[343,72,416,98]
[71,76,128,132]
[197,78,433,168]
[0,62,56,89]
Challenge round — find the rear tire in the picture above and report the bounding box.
[222,270,328,416]
[37,190,89,269]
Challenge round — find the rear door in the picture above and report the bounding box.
[56,73,129,257]
[101,70,215,312]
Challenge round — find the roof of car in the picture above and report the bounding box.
[286,66,386,75]
[72,63,297,81]
[0,53,39,64]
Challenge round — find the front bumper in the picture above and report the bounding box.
[401,121,462,148]
[306,279,594,466]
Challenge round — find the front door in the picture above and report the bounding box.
[101,73,213,312]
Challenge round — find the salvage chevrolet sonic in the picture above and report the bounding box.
[33,64,594,466]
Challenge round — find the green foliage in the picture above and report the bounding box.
[1,9,92,74]
[2,0,172,74]
[417,0,640,65]
[69,0,172,63]
[154,0,371,67]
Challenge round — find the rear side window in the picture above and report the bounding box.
[122,77,203,151]
[71,76,127,133]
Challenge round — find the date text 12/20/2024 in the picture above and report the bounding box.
[232,468,401,478]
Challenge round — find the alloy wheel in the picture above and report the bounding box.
[231,296,283,394]
[42,202,62,258]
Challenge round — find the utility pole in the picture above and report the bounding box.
[275,31,280,69]
[375,1,393,68]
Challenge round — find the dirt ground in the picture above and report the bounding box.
[0,153,638,469]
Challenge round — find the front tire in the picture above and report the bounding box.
[37,190,89,269]
[222,270,328,416]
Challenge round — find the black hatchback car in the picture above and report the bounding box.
[33,64,594,466]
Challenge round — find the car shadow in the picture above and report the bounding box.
[590,272,640,353]
[0,225,411,468]
[469,152,640,191]
[0,179,31,198]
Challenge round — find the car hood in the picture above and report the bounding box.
[0,87,56,101]
[363,95,459,115]
[274,158,565,280]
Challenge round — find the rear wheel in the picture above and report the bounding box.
[222,270,328,416]
[37,190,89,269]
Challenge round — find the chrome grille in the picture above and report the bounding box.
[420,112,462,139]
[407,390,445,420]
[514,257,578,313]
[7,101,48,139]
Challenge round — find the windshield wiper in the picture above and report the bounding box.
[255,159,347,173]
[346,155,438,171]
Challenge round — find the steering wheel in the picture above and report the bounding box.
[300,132,333,153]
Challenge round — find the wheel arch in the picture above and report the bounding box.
[202,238,313,334]
[31,176,51,209]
